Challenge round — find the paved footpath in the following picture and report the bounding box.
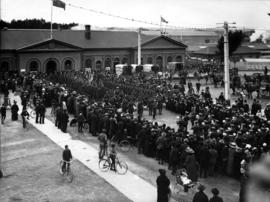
[12,95,168,202]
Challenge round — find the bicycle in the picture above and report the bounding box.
[59,160,73,182]
[29,109,36,118]
[99,156,128,175]
[110,135,136,152]
[83,121,89,133]
[27,101,36,118]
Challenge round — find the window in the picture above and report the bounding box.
[205,39,210,43]
[122,57,128,64]
[176,56,182,62]
[0,61,9,72]
[29,61,38,71]
[85,59,92,68]
[167,56,173,63]
[96,61,102,70]
[147,57,153,64]
[105,58,112,68]
[64,60,72,70]
[156,56,163,71]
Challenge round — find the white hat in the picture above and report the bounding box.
[245,144,252,149]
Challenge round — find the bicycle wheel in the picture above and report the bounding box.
[116,161,128,175]
[59,160,64,174]
[83,123,89,132]
[66,171,73,183]
[30,110,36,118]
[99,159,110,172]
[110,135,117,143]
[119,140,130,152]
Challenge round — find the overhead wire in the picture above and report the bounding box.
[65,1,270,32]
[66,3,220,31]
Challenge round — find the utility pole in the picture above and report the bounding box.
[0,95,2,178]
[218,21,236,101]
[224,21,230,100]
[0,128,2,178]
[138,27,141,65]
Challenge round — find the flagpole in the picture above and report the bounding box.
[160,16,162,35]
[50,0,53,39]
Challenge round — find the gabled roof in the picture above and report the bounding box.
[193,46,218,55]
[193,45,261,56]
[243,43,270,50]
[234,46,260,54]
[143,29,220,37]
[138,35,187,49]
[16,38,83,51]
[0,29,155,50]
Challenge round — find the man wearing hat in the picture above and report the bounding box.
[210,188,223,202]
[192,184,209,202]
[11,100,19,121]
[98,129,108,159]
[61,109,69,133]
[156,169,171,202]
[77,112,86,133]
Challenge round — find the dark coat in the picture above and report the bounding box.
[156,174,170,202]
[210,196,223,202]
[62,149,72,161]
[193,191,209,202]
[185,154,200,182]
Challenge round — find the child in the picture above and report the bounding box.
[109,143,117,171]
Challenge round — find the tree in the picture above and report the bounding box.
[217,30,246,58]
[0,19,78,29]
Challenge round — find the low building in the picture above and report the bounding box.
[0,26,187,74]
[191,45,261,60]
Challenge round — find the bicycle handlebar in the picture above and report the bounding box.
[61,160,72,164]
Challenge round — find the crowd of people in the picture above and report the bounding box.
[1,69,270,202]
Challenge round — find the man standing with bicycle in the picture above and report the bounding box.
[98,129,108,160]
[61,145,72,174]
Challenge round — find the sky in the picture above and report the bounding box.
[1,0,270,30]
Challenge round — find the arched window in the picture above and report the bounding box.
[167,56,173,63]
[176,55,182,62]
[156,56,163,71]
[113,57,120,66]
[105,58,112,68]
[122,57,128,64]
[147,57,153,64]
[64,60,72,70]
[85,59,92,68]
[0,61,10,72]
[46,60,57,74]
[113,57,120,73]
[29,61,38,72]
[96,60,102,71]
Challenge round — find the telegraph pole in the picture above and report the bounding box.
[224,22,230,100]
[0,95,2,178]
[138,28,141,65]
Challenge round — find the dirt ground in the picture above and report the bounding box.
[46,112,239,202]
[0,112,131,202]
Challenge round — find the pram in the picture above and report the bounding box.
[175,168,197,194]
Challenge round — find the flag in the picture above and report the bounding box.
[161,16,168,24]
[53,0,66,10]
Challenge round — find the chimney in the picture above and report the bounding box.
[85,25,91,40]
